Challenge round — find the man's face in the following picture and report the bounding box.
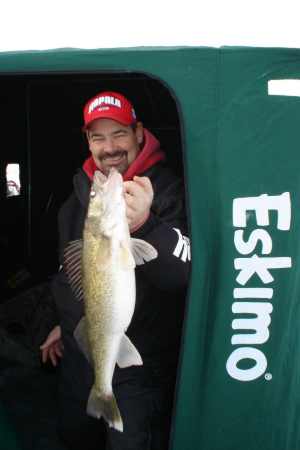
[86,118,143,176]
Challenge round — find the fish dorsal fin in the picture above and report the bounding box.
[73,316,93,366]
[119,241,136,270]
[131,239,158,266]
[116,334,143,368]
[63,239,84,302]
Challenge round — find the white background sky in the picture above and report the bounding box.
[1,0,300,52]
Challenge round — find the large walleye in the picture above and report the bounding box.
[63,168,157,432]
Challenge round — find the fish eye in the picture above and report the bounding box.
[90,190,96,197]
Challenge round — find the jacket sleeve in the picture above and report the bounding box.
[131,171,191,291]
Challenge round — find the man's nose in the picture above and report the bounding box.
[103,138,115,154]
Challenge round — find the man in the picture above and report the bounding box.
[41,91,190,450]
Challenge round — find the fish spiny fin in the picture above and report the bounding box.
[131,238,158,266]
[73,317,93,366]
[87,386,123,432]
[63,239,84,301]
[116,334,143,368]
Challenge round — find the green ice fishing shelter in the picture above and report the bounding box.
[0,404,21,449]
[1,46,300,450]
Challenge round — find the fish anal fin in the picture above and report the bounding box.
[131,238,158,266]
[116,334,143,368]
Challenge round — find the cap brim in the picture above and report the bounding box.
[82,113,135,132]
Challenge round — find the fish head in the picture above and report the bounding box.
[87,168,126,237]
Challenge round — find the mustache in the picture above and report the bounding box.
[100,150,126,161]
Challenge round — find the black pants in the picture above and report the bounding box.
[105,372,175,450]
[58,397,106,450]
[53,273,106,450]
[56,328,106,450]
[58,368,175,450]
[56,330,176,450]
[53,272,176,450]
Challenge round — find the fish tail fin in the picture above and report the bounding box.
[87,386,123,432]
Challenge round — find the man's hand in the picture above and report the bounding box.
[123,176,154,232]
[40,325,64,366]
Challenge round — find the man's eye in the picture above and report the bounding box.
[92,136,103,142]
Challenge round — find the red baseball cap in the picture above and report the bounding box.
[83,91,137,130]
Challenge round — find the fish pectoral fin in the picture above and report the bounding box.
[131,238,158,266]
[119,242,136,270]
[73,317,93,366]
[116,334,143,368]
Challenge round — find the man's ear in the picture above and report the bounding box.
[135,122,144,145]
[86,130,91,143]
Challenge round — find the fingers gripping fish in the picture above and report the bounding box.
[63,168,157,432]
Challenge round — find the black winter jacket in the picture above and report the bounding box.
[52,161,190,386]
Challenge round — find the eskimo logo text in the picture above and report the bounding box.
[226,193,292,382]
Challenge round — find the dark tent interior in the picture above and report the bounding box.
[0,72,183,450]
